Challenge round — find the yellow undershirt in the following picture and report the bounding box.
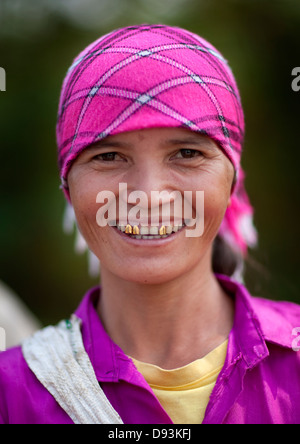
[131,340,228,424]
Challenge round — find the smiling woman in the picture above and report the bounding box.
[1,24,300,425]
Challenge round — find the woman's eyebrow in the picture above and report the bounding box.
[166,136,217,150]
[86,140,131,151]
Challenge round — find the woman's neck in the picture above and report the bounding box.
[97,257,234,370]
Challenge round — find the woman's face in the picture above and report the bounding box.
[68,127,234,284]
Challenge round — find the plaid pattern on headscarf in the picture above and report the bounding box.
[57,24,257,254]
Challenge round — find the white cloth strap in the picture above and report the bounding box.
[22,315,123,424]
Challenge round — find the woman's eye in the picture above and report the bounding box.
[176,149,202,159]
[94,152,119,162]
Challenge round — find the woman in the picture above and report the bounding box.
[0,24,300,425]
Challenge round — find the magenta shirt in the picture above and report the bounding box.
[1,275,300,424]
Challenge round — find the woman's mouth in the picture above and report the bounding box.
[114,222,186,240]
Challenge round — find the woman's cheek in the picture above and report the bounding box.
[199,180,231,240]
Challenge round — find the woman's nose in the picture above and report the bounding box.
[122,161,163,194]
[119,165,181,225]
[121,163,178,204]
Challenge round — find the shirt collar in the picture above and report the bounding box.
[217,274,296,358]
[217,274,270,368]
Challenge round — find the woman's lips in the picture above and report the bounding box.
[115,222,186,239]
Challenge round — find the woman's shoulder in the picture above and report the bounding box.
[250,296,300,350]
[0,343,46,399]
[0,345,25,374]
[252,296,300,323]
[0,345,32,393]
[0,339,73,424]
[0,346,29,422]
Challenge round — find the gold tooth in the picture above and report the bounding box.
[133,225,140,235]
[159,225,166,235]
[125,224,133,234]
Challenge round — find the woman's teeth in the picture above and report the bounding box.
[116,223,185,239]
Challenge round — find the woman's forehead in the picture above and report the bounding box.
[90,127,220,150]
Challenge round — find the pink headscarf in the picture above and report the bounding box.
[57,24,257,255]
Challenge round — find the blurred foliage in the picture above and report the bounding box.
[0,0,299,325]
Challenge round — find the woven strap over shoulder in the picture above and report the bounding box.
[22,315,123,424]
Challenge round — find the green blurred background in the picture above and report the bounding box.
[0,0,299,326]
